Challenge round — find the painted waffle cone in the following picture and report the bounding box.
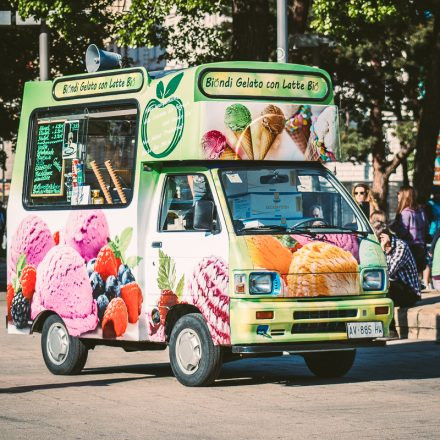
[305,138,321,161]
[286,129,308,154]
[220,146,240,160]
[255,127,278,160]
[286,242,359,297]
[233,127,253,160]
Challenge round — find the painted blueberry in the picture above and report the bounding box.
[105,275,121,300]
[97,294,109,323]
[90,271,105,300]
[118,264,135,285]
[87,258,97,277]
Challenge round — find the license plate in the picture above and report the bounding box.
[346,322,383,339]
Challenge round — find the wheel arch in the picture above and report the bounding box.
[31,310,58,334]
[165,303,201,342]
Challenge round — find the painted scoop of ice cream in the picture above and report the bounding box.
[251,105,285,160]
[186,256,230,345]
[201,130,228,159]
[286,241,359,297]
[224,104,253,159]
[31,245,98,336]
[8,215,55,282]
[61,210,109,262]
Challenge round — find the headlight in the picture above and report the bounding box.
[362,270,385,291]
[249,272,281,295]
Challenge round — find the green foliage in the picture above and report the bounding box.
[339,124,376,163]
[157,249,176,291]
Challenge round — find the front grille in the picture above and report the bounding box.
[293,309,357,320]
[270,329,285,336]
[292,322,347,334]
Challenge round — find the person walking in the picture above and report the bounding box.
[373,221,420,307]
[391,185,428,275]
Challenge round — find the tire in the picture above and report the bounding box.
[41,314,88,375]
[169,313,222,387]
[303,350,356,378]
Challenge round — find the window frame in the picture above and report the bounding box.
[158,172,220,233]
[22,99,140,211]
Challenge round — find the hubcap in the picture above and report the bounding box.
[46,322,70,365]
[175,328,202,375]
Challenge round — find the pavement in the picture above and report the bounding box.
[1,254,439,341]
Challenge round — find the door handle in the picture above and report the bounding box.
[151,241,162,248]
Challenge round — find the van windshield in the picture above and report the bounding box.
[219,167,369,235]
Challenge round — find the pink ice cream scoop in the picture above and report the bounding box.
[187,256,230,345]
[8,215,55,282]
[31,245,98,336]
[61,210,109,262]
[201,130,227,159]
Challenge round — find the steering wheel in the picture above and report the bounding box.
[293,217,326,228]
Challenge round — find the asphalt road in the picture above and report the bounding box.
[1,301,440,440]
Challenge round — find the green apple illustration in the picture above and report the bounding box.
[141,72,185,158]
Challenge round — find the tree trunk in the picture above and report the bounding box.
[413,6,440,204]
[231,0,271,61]
[288,0,310,34]
[370,98,388,212]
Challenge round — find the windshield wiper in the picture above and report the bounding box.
[242,224,287,232]
[306,224,369,236]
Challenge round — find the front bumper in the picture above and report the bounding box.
[230,297,394,345]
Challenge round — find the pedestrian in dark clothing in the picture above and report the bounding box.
[0,201,6,246]
[373,221,420,307]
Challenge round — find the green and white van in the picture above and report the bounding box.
[7,61,393,386]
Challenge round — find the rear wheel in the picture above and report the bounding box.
[41,315,88,375]
[303,350,356,378]
[169,313,222,387]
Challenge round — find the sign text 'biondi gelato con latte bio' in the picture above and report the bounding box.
[198,69,330,101]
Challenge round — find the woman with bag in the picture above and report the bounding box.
[391,186,428,274]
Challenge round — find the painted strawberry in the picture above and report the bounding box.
[102,297,128,338]
[94,245,118,281]
[20,265,37,300]
[7,283,14,321]
[158,289,178,325]
[120,282,143,324]
[53,231,60,245]
[156,250,184,327]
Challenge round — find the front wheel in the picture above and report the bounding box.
[303,350,356,378]
[41,314,88,375]
[169,313,222,387]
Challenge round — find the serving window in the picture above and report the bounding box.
[24,103,137,209]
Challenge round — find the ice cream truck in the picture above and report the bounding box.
[7,59,393,386]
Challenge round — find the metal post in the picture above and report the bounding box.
[1,138,4,203]
[39,21,49,80]
[277,0,288,63]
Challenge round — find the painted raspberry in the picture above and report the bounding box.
[53,231,60,245]
[7,283,14,321]
[94,245,118,282]
[158,290,178,326]
[102,297,128,338]
[120,282,143,324]
[20,265,37,301]
[187,256,230,345]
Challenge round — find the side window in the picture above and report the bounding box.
[24,104,137,208]
[159,174,215,231]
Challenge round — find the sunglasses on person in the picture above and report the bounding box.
[354,191,366,195]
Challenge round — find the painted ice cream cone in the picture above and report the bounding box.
[305,136,322,161]
[224,104,253,160]
[309,106,338,162]
[201,130,229,159]
[285,105,312,155]
[220,146,240,160]
[252,105,285,160]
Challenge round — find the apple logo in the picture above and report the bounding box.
[141,72,185,158]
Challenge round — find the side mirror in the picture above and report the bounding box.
[193,200,215,231]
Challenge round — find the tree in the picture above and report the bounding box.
[310,0,438,212]
[0,0,117,143]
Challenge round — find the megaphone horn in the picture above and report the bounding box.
[85,44,122,73]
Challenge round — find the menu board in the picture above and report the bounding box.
[31,121,65,197]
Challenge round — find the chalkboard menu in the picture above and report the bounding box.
[31,121,65,197]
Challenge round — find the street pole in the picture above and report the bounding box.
[39,21,49,80]
[277,0,288,63]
